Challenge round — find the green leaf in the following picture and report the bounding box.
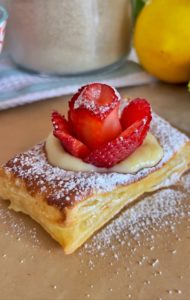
[133,0,146,20]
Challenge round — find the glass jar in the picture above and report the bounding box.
[3,0,132,75]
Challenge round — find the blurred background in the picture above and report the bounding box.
[0,0,189,110]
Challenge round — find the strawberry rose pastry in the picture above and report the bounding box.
[0,83,190,254]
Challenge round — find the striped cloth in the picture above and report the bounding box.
[0,53,154,110]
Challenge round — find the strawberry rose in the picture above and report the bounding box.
[51,83,152,168]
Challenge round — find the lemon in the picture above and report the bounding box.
[134,0,190,83]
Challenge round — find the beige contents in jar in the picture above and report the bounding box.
[4,0,132,74]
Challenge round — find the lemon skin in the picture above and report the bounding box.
[134,0,190,83]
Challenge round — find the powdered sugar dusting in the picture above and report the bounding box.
[150,114,188,164]
[2,114,189,209]
[73,83,121,117]
[82,171,190,253]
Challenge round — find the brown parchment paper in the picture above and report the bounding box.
[0,82,190,300]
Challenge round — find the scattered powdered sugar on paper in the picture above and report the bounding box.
[3,113,189,209]
[83,172,190,253]
[0,202,40,246]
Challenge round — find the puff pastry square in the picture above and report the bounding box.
[0,114,190,254]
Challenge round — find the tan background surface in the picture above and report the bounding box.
[0,82,190,300]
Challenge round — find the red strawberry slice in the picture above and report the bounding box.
[52,111,70,133]
[120,98,152,130]
[84,118,149,168]
[52,112,90,159]
[54,130,90,159]
[69,83,120,118]
[68,83,122,150]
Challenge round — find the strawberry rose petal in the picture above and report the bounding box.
[54,130,90,159]
[84,118,149,168]
[121,98,152,129]
[52,111,90,159]
[52,111,70,133]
